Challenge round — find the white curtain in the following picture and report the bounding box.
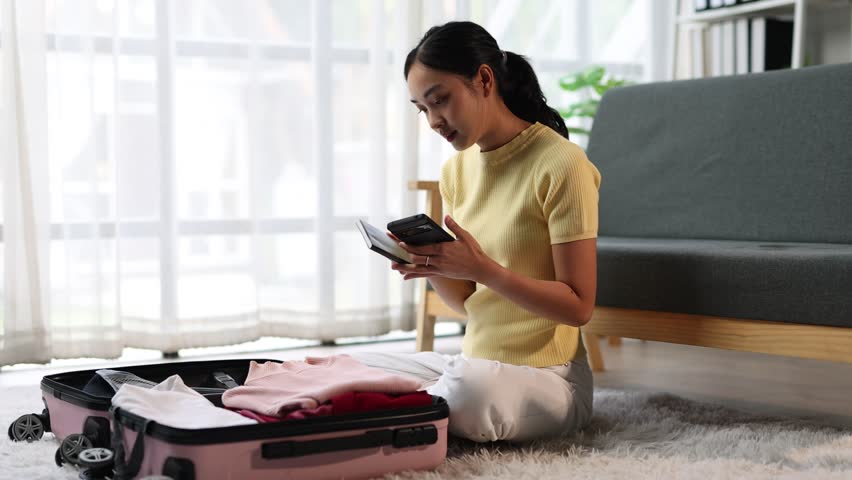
[1,0,659,367]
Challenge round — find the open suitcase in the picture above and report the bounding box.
[10,359,267,461]
[8,358,449,479]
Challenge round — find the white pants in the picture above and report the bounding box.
[350,351,594,443]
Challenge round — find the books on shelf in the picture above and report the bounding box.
[679,0,851,80]
[750,17,794,72]
[710,23,723,76]
[696,0,779,13]
[721,20,736,75]
[690,27,706,78]
[696,14,793,77]
[708,20,736,76]
[735,18,750,74]
[699,0,751,10]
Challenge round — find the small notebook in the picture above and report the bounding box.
[356,219,412,264]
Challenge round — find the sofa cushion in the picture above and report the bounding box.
[597,236,852,328]
[587,63,852,244]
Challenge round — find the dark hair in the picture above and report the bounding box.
[404,21,569,140]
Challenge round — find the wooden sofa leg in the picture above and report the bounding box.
[416,301,436,352]
[608,336,622,347]
[584,332,606,372]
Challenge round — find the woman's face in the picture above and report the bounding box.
[407,62,488,151]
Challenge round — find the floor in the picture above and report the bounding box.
[592,338,852,428]
[2,334,851,429]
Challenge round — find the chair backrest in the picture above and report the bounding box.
[586,63,852,244]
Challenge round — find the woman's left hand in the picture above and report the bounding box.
[391,215,497,283]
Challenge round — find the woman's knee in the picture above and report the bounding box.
[429,359,517,442]
[428,358,587,442]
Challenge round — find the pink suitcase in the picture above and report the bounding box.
[8,358,449,479]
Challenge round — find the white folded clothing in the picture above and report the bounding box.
[112,374,257,429]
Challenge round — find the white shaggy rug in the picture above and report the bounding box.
[2,384,851,479]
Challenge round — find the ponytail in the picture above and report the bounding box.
[404,21,569,140]
[499,51,570,140]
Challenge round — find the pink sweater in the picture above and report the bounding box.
[221,355,421,417]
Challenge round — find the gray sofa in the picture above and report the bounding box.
[583,63,852,364]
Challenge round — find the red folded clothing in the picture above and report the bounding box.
[333,391,433,414]
[235,391,433,423]
[237,404,332,422]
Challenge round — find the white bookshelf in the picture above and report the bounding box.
[678,0,801,23]
[671,0,852,79]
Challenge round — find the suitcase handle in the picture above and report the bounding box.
[212,371,239,389]
[110,407,151,480]
[261,424,438,459]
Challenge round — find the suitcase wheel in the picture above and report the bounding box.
[79,469,113,480]
[39,407,52,433]
[77,448,116,480]
[79,466,114,480]
[57,433,93,466]
[78,447,114,469]
[8,413,45,442]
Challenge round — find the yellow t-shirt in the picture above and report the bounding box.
[439,122,601,367]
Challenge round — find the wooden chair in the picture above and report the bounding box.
[409,180,609,372]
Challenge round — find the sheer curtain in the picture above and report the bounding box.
[1,0,662,367]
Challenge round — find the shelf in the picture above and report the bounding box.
[672,0,852,79]
[678,0,849,23]
[678,0,796,23]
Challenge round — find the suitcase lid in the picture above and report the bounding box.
[41,358,280,411]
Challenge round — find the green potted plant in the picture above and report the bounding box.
[558,65,631,138]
